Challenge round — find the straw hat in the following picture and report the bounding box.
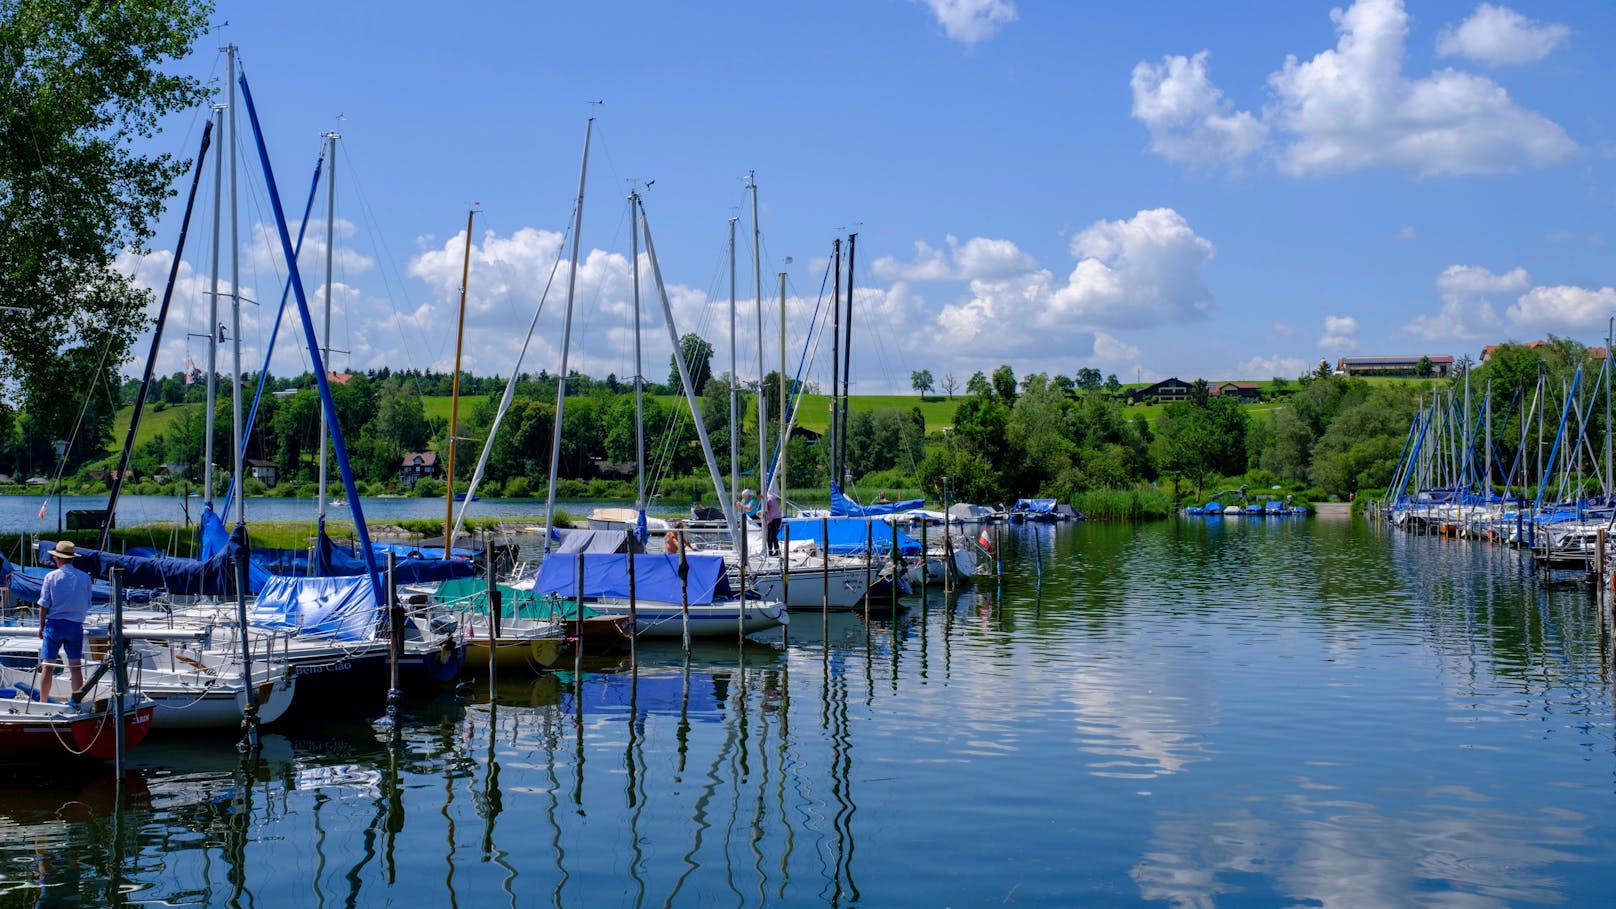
[48,540,77,560]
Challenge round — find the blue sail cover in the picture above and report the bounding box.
[2,556,155,605]
[536,552,725,606]
[782,517,922,556]
[829,482,924,518]
[200,509,275,591]
[37,531,264,597]
[314,532,476,584]
[249,574,379,641]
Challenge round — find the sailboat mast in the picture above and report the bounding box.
[841,233,856,486]
[778,268,788,499]
[205,103,223,509]
[317,130,338,523]
[728,215,739,519]
[227,44,244,527]
[632,193,647,536]
[445,207,476,545]
[751,174,767,495]
[829,238,842,488]
[543,118,594,552]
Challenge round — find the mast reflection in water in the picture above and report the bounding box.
[4,518,1616,905]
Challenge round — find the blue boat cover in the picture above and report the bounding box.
[38,526,265,597]
[1,556,156,605]
[249,574,379,641]
[314,532,476,584]
[781,517,922,556]
[536,552,725,605]
[1011,498,1059,515]
[829,482,924,518]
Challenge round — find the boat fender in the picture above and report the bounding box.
[0,686,15,699]
[11,680,44,702]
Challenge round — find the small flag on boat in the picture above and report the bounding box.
[37,500,47,520]
[978,527,992,554]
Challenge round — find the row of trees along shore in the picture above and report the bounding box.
[4,336,1602,520]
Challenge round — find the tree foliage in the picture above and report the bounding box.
[0,0,212,467]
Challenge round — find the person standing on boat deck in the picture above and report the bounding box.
[737,489,760,523]
[38,540,90,703]
[764,491,783,555]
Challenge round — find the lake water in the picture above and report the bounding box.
[3,516,1614,906]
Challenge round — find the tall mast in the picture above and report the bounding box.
[841,233,856,486]
[317,130,338,525]
[632,193,647,541]
[205,103,224,509]
[728,215,739,520]
[227,44,244,527]
[829,238,841,488]
[778,267,788,500]
[751,174,767,495]
[444,207,475,545]
[543,117,594,552]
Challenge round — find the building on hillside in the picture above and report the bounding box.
[399,451,440,487]
[1124,377,1193,404]
[1210,382,1262,403]
[1334,355,1453,378]
[1479,340,1609,363]
[246,459,279,488]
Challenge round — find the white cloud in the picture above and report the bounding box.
[1269,320,1295,340]
[1130,51,1267,166]
[1506,285,1616,332]
[872,240,954,281]
[1239,354,1310,378]
[1133,0,1578,176]
[916,0,1016,45]
[1401,264,1526,340]
[955,236,1038,280]
[1318,314,1359,351]
[1395,225,1417,240]
[1436,4,1568,66]
[1048,208,1216,328]
[1267,0,1576,176]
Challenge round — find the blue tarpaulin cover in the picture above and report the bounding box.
[2,556,156,605]
[781,517,922,556]
[1011,498,1059,515]
[536,552,725,605]
[249,574,379,642]
[829,482,924,518]
[314,532,476,584]
[39,520,265,597]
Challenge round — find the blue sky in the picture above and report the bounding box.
[123,0,1616,393]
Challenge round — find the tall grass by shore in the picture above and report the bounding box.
[1070,486,1175,521]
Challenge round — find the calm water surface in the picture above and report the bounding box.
[2,516,1613,906]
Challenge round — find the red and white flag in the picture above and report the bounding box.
[978,527,992,554]
[37,500,47,520]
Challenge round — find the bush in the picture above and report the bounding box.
[413,478,444,499]
[503,476,532,498]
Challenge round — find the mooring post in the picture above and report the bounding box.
[387,552,402,721]
[863,520,873,623]
[110,566,126,777]
[821,516,830,620]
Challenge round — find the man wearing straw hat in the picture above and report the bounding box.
[38,540,90,703]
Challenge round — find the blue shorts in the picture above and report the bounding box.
[40,619,84,663]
